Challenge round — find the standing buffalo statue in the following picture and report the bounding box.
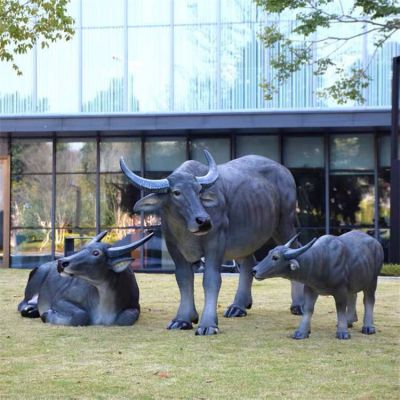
[253,230,383,339]
[18,231,154,326]
[120,150,303,335]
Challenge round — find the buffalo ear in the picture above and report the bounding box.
[200,191,218,208]
[109,257,133,273]
[134,193,166,212]
[289,260,300,271]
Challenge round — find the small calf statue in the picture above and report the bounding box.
[252,230,383,340]
[18,231,154,326]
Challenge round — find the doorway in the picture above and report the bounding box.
[0,156,10,268]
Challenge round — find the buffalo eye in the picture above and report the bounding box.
[92,250,100,257]
[272,254,279,261]
[172,190,181,197]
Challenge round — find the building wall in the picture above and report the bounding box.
[0,0,399,114]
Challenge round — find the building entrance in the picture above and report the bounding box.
[0,156,10,268]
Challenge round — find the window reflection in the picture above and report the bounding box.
[379,169,390,227]
[330,135,374,170]
[291,171,325,227]
[56,174,96,228]
[100,174,142,228]
[191,138,230,164]
[236,136,279,161]
[56,140,96,173]
[10,228,52,268]
[100,139,141,172]
[11,140,52,174]
[145,138,186,172]
[330,174,375,227]
[54,228,97,258]
[285,137,324,168]
[11,175,52,229]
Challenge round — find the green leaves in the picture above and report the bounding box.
[0,0,75,74]
[254,0,399,104]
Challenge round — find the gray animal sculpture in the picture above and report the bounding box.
[18,231,154,326]
[120,150,303,335]
[253,230,383,339]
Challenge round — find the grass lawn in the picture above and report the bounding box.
[0,269,399,400]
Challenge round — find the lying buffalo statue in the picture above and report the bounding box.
[253,230,383,339]
[120,150,303,335]
[18,231,154,326]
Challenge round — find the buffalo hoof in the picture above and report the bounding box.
[195,326,219,336]
[224,305,247,318]
[292,330,310,340]
[21,305,40,318]
[167,319,193,330]
[361,326,376,335]
[336,331,351,340]
[290,305,304,316]
[40,311,49,323]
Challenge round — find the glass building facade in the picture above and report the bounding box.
[0,0,399,114]
[0,110,395,269]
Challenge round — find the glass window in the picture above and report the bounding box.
[11,140,52,174]
[330,134,374,170]
[291,171,325,227]
[143,228,175,270]
[56,140,96,173]
[0,51,35,114]
[100,138,141,172]
[82,0,124,27]
[174,25,217,111]
[54,228,97,258]
[191,138,230,164]
[330,174,375,227]
[379,135,400,167]
[11,175,52,229]
[378,169,390,227]
[220,23,265,110]
[100,174,142,228]
[55,174,96,228]
[128,26,170,112]
[236,136,279,161]
[145,138,186,172]
[10,228,52,268]
[37,36,79,113]
[128,0,170,26]
[284,137,324,168]
[174,0,217,24]
[82,28,124,112]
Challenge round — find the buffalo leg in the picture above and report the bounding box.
[224,255,255,318]
[273,228,304,315]
[293,286,318,339]
[334,291,350,339]
[167,244,199,330]
[41,300,90,326]
[196,258,222,335]
[346,293,358,327]
[116,308,140,326]
[362,279,377,335]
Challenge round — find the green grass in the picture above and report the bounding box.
[381,264,400,276]
[0,270,399,400]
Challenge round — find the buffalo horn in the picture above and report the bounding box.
[284,233,300,248]
[196,150,219,188]
[283,238,317,260]
[120,158,170,193]
[86,230,108,246]
[108,231,155,258]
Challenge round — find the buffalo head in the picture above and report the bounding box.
[252,234,317,280]
[120,150,219,236]
[57,231,154,285]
